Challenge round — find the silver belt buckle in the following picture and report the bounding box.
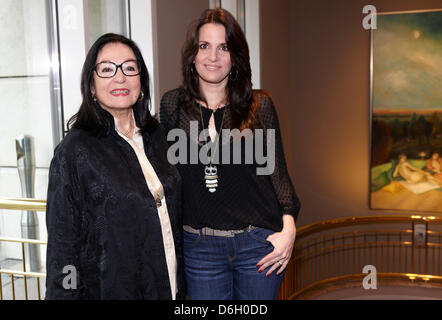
[226,230,236,237]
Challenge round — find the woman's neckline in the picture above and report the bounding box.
[196,100,229,112]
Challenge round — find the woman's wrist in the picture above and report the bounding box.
[282,214,296,233]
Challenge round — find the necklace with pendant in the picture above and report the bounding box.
[116,113,135,140]
[198,102,226,193]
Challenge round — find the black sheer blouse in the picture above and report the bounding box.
[160,88,301,232]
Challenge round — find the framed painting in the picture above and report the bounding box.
[370,9,442,213]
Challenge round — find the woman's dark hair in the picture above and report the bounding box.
[67,33,157,135]
[182,9,258,130]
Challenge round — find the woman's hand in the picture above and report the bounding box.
[256,215,296,276]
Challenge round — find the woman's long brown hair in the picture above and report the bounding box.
[181,8,259,130]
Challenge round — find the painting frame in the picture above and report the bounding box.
[369,8,442,214]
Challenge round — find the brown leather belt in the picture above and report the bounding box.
[183,225,258,238]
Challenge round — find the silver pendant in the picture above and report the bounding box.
[204,165,218,193]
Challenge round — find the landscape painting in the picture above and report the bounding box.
[370,9,442,213]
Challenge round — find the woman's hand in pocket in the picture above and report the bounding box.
[256,215,296,276]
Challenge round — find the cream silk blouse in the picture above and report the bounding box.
[115,114,177,300]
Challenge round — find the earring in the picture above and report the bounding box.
[138,91,144,102]
[229,67,238,81]
[190,62,198,78]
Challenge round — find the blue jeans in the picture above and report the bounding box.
[183,227,285,300]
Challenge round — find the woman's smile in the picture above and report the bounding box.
[110,88,130,96]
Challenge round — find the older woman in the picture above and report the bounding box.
[160,9,301,300]
[45,33,183,300]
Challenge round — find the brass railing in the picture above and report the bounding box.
[278,215,442,299]
[2,198,442,300]
[0,198,47,300]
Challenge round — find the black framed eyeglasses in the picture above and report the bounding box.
[93,59,141,78]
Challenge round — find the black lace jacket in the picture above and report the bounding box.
[160,88,301,231]
[45,104,184,300]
